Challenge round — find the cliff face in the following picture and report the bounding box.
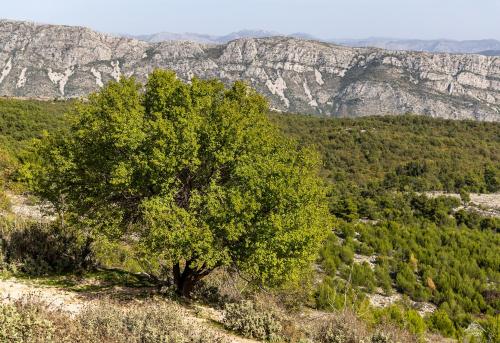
[1,20,499,121]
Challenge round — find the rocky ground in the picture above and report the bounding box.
[425,192,500,218]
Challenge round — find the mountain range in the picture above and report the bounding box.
[1,19,499,121]
[123,29,281,44]
[335,38,500,55]
[126,30,500,56]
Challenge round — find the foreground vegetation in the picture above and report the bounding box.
[0,76,499,342]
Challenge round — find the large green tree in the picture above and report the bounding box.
[33,70,330,296]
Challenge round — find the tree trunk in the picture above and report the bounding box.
[173,262,212,298]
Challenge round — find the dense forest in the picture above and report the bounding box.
[271,113,500,193]
[0,95,499,341]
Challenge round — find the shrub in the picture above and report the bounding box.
[314,311,368,343]
[0,300,55,343]
[0,189,9,212]
[0,297,225,343]
[351,262,376,292]
[2,221,94,275]
[223,300,283,341]
[370,332,393,343]
[79,301,198,342]
[427,310,456,337]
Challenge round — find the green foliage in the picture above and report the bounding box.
[0,98,71,155]
[372,305,427,337]
[223,300,282,341]
[271,113,500,193]
[0,98,71,202]
[476,314,500,343]
[351,262,376,292]
[319,189,499,335]
[0,78,498,340]
[0,219,94,275]
[31,71,330,296]
[427,310,456,337]
[315,276,367,311]
[374,264,392,295]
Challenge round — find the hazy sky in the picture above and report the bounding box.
[2,0,500,40]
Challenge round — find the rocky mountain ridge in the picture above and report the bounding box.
[126,29,280,44]
[1,19,500,121]
[126,30,500,56]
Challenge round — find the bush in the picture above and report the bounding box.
[0,300,55,343]
[370,332,393,343]
[1,221,94,275]
[314,311,368,343]
[0,189,9,212]
[79,300,223,342]
[223,300,283,341]
[427,310,456,337]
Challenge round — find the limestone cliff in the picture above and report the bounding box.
[1,19,499,121]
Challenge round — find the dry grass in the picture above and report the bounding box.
[0,296,229,343]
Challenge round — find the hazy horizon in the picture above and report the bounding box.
[2,0,500,41]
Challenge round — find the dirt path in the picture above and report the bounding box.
[0,278,258,343]
[0,278,84,314]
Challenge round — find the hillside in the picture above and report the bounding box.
[271,114,500,193]
[1,19,500,121]
[0,95,499,342]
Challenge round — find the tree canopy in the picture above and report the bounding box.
[32,70,330,296]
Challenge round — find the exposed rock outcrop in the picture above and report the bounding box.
[1,19,499,121]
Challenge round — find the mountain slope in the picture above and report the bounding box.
[332,38,500,54]
[1,19,500,121]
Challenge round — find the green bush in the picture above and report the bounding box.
[223,300,282,341]
[351,263,376,292]
[1,221,94,275]
[427,309,456,337]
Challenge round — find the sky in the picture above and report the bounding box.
[2,0,500,40]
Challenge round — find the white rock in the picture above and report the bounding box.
[47,67,75,95]
[266,75,290,108]
[0,58,12,84]
[303,79,318,107]
[111,60,121,81]
[16,67,27,88]
[90,67,104,87]
[314,68,324,85]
